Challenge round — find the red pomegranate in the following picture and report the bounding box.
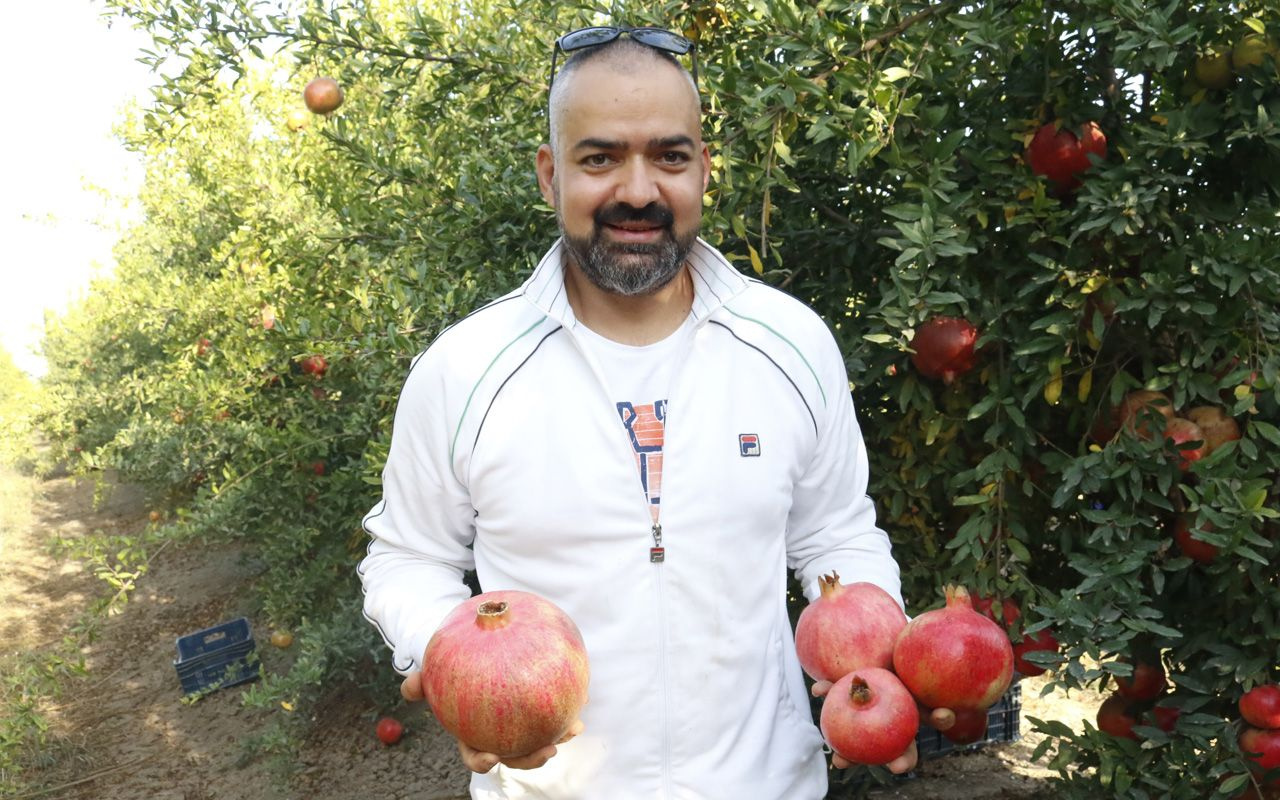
[1148,704,1180,733]
[794,573,907,681]
[1165,417,1207,470]
[300,354,329,376]
[1114,659,1167,702]
[1097,693,1138,739]
[1240,728,1280,786]
[1173,516,1220,564]
[892,585,1014,710]
[1241,685,1280,729]
[304,76,344,114]
[942,707,990,745]
[1185,405,1242,455]
[819,667,920,766]
[971,595,1021,628]
[421,590,590,758]
[1012,628,1060,677]
[1118,390,1174,438]
[1026,120,1107,188]
[910,316,979,385]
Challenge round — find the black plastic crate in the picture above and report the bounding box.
[915,681,1021,759]
[173,617,261,696]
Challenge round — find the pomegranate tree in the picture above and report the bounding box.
[793,572,907,681]
[819,667,920,766]
[892,585,1014,710]
[421,590,589,758]
[909,316,979,385]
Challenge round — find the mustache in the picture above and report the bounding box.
[594,203,674,228]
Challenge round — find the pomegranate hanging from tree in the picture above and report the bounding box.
[910,316,979,385]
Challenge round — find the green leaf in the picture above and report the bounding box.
[882,66,913,82]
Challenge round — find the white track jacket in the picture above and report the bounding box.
[359,237,903,800]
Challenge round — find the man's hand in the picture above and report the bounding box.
[810,679,955,774]
[401,670,584,773]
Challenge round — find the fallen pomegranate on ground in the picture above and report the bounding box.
[794,572,907,681]
[1241,685,1280,729]
[421,590,589,758]
[909,316,979,385]
[376,716,404,746]
[893,584,1014,711]
[819,667,920,766]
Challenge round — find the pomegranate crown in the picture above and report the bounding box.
[944,584,973,607]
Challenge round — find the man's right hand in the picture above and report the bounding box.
[401,670,584,773]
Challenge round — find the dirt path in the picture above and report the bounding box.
[1,464,1100,799]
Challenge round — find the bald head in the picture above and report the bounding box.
[547,38,701,158]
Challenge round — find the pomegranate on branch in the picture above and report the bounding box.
[909,316,979,385]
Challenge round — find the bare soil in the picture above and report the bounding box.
[1,465,1101,799]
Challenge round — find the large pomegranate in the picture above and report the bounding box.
[794,572,907,681]
[1026,120,1107,188]
[910,316,979,385]
[1241,727,1280,787]
[1241,685,1280,729]
[819,667,920,766]
[892,585,1014,710]
[421,590,590,758]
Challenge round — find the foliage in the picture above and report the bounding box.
[30,0,1280,797]
[0,346,36,467]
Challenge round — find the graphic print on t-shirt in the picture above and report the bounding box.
[617,400,666,522]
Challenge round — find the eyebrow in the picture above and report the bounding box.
[571,135,697,152]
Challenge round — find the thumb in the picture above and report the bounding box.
[401,672,425,702]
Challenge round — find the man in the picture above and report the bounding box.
[359,26,929,799]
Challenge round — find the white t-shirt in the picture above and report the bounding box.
[574,314,695,525]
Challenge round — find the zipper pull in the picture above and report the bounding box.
[649,522,665,563]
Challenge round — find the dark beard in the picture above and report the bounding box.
[558,201,696,297]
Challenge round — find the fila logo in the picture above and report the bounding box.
[739,434,761,457]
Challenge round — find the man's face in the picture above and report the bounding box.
[536,56,710,297]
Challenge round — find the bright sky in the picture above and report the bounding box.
[0,1,154,377]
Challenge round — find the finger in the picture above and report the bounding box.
[885,742,919,775]
[555,719,585,744]
[831,752,851,769]
[500,744,558,770]
[458,740,499,774]
[930,707,956,731]
[401,673,424,702]
[810,680,834,698]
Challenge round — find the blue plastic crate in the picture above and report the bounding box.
[916,681,1021,759]
[173,617,261,696]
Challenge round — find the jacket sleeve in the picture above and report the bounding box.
[784,327,904,611]
[358,348,477,675]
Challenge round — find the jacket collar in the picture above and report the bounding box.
[521,237,751,328]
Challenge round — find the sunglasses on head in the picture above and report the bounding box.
[548,26,698,90]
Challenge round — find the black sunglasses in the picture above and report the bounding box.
[548,26,698,90]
